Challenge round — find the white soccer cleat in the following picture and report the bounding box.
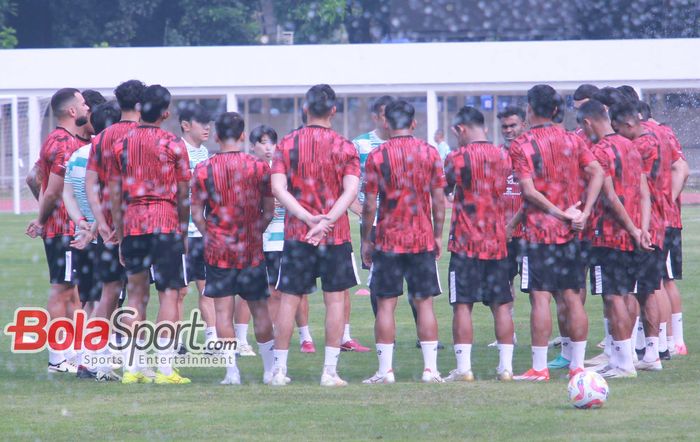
[599,366,637,379]
[587,363,613,373]
[221,368,241,385]
[95,369,122,382]
[269,369,290,386]
[634,359,663,371]
[140,366,157,380]
[362,370,395,384]
[238,344,256,357]
[320,372,348,387]
[584,352,609,367]
[548,336,562,348]
[487,340,498,348]
[444,369,474,382]
[497,370,513,381]
[263,371,291,385]
[421,369,445,383]
[48,360,78,374]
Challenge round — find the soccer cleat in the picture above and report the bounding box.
[487,340,498,348]
[675,344,688,356]
[513,368,550,381]
[48,360,78,374]
[220,368,241,385]
[341,339,370,352]
[95,369,122,382]
[584,352,608,367]
[658,349,671,360]
[76,365,97,379]
[320,372,348,387]
[141,366,157,380]
[122,371,153,384]
[568,367,584,379]
[300,340,316,353]
[154,370,191,384]
[444,369,474,382]
[263,371,291,385]
[599,366,637,379]
[635,359,663,371]
[596,339,606,349]
[177,344,187,355]
[588,362,612,373]
[362,370,396,384]
[238,344,256,357]
[355,288,370,296]
[269,369,291,386]
[497,370,513,381]
[421,369,445,383]
[548,336,562,348]
[547,354,571,369]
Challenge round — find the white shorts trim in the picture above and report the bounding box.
[64,250,72,282]
[449,270,456,303]
[520,256,529,291]
[367,263,374,287]
[350,252,361,285]
[666,251,674,279]
[182,254,188,285]
[435,261,442,294]
[594,265,603,294]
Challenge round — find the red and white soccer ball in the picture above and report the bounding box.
[567,371,609,409]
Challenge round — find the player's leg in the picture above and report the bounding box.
[601,294,636,377]
[626,293,644,359]
[322,289,346,385]
[213,295,238,385]
[492,301,515,379]
[234,297,254,356]
[272,292,302,382]
[295,295,315,353]
[561,288,588,374]
[445,253,476,382]
[663,228,685,354]
[197,280,217,350]
[656,284,672,359]
[237,263,273,383]
[341,289,370,352]
[549,294,572,369]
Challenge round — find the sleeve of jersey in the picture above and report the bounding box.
[431,149,447,189]
[270,147,287,175]
[261,162,273,197]
[639,139,656,175]
[191,164,207,208]
[363,153,379,195]
[444,152,457,191]
[342,141,361,177]
[496,152,509,195]
[173,140,191,182]
[509,140,532,181]
[577,139,595,168]
[49,142,68,177]
[109,141,124,181]
[593,147,612,177]
[670,139,684,162]
[86,140,99,172]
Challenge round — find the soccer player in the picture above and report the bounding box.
[577,99,646,378]
[176,103,217,353]
[63,100,123,381]
[110,84,191,384]
[270,84,360,387]
[26,88,89,374]
[251,124,316,353]
[443,106,514,382]
[361,100,446,384]
[510,85,604,381]
[191,112,275,385]
[610,101,684,371]
[78,89,106,142]
[86,79,146,355]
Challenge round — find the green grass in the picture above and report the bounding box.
[1,210,700,441]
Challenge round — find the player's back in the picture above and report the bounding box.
[633,131,670,247]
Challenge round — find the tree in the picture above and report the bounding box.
[0,0,17,48]
[273,0,347,44]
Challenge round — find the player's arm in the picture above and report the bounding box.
[62,179,89,230]
[26,163,42,201]
[506,206,524,241]
[37,172,64,225]
[176,181,190,235]
[572,160,605,231]
[519,178,576,221]
[639,173,653,250]
[85,169,112,242]
[360,189,378,267]
[271,173,316,225]
[600,176,641,244]
[190,190,207,237]
[430,186,446,259]
[306,174,360,244]
[108,175,124,242]
[671,158,689,201]
[261,196,275,232]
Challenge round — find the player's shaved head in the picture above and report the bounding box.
[609,101,640,126]
[573,84,599,102]
[372,95,395,115]
[384,100,415,130]
[527,84,561,119]
[576,99,608,125]
[593,87,627,108]
[305,84,336,118]
[453,106,485,128]
[617,85,639,103]
[51,88,81,117]
[216,112,245,141]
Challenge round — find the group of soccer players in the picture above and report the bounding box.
[26,78,689,386]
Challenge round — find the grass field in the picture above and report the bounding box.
[1,209,699,441]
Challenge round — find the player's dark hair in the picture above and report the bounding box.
[178,102,211,127]
[609,101,640,125]
[617,85,639,103]
[82,89,106,111]
[527,84,561,119]
[497,106,526,121]
[573,84,599,101]
[249,125,278,144]
[50,88,81,116]
[638,101,652,121]
[215,112,245,141]
[90,100,122,134]
[114,80,146,112]
[453,106,485,127]
[384,100,415,130]
[140,85,171,123]
[593,87,627,108]
[576,99,608,125]
[305,84,336,118]
[553,93,565,123]
[371,95,395,115]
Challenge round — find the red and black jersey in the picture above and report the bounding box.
[446,143,509,259]
[86,121,138,229]
[271,125,359,245]
[500,145,523,238]
[36,127,81,238]
[509,124,596,244]
[587,134,642,251]
[192,152,272,269]
[110,125,190,237]
[364,136,446,254]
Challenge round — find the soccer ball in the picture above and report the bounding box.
[567,371,609,409]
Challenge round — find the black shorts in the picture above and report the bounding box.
[276,240,359,295]
[448,254,512,305]
[521,240,584,292]
[506,238,524,280]
[96,237,126,284]
[264,251,282,286]
[73,242,102,303]
[368,250,441,299]
[579,240,592,289]
[43,236,74,285]
[360,225,376,270]
[589,247,637,296]
[121,233,186,292]
[634,246,665,298]
[186,237,206,283]
[204,263,269,300]
[663,227,682,280]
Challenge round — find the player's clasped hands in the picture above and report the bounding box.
[305,213,334,246]
[25,219,43,238]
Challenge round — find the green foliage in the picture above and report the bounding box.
[164,0,260,46]
[274,0,347,43]
[0,26,16,48]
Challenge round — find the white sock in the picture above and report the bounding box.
[48,349,64,365]
[420,341,439,373]
[532,346,548,371]
[635,318,646,350]
[672,313,685,346]
[298,325,312,344]
[454,343,472,373]
[324,346,341,375]
[376,343,394,375]
[157,337,173,376]
[603,327,614,357]
[205,326,217,341]
[560,337,572,361]
[630,317,639,353]
[569,340,587,370]
[667,335,675,351]
[342,324,352,343]
[498,343,514,373]
[258,340,274,374]
[644,336,659,362]
[234,324,249,346]
[224,348,237,378]
[273,349,288,374]
[603,318,610,343]
[612,339,634,372]
[658,322,668,352]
